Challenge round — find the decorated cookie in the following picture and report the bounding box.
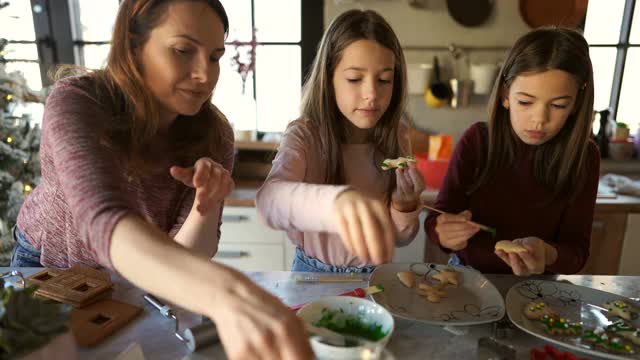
[381,156,416,170]
[494,240,528,254]
[606,320,640,345]
[603,300,635,321]
[524,302,558,320]
[583,330,635,354]
[432,270,461,286]
[396,271,417,288]
[539,315,583,336]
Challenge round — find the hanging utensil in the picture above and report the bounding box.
[425,56,452,108]
[447,0,494,27]
[519,0,589,29]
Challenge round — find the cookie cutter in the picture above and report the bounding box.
[0,270,26,288]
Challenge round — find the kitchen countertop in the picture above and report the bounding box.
[225,184,640,212]
[5,268,639,360]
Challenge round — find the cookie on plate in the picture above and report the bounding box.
[524,301,557,320]
[603,300,636,321]
[432,269,461,286]
[416,282,448,303]
[606,320,640,345]
[583,330,636,354]
[539,315,583,336]
[396,271,417,288]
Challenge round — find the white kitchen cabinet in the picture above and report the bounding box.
[618,213,640,275]
[215,207,428,271]
[214,206,296,271]
[393,210,427,263]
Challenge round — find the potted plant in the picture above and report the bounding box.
[0,281,75,360]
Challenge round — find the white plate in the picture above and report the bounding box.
[368,263,505,326]
[506,280,640,360]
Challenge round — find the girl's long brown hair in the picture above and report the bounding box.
[300,9,408,200]
[56,0,231,173]
[470,27,595,200]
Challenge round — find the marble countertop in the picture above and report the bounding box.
[225,184,640,212]
[4,268,640,360]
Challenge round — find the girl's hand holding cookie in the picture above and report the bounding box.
[435,210,480,251]
[170,157,235,215]
[391,160,425,212]
[333,190,395,264]
[495,237,558,276]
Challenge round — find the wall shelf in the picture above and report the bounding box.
[234,141,279,151]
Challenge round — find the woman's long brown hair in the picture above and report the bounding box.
[300,9,408,201]
[470,27,595,200]
[55,0,231,173]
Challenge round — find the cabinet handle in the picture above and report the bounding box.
[592,220,605,230]
[216,251,250,258]
[221,215,250,222]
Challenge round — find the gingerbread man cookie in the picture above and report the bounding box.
[381,156,416,170]
[583,330,636,354]
[494,240,528,254]
[431,269,461,286]
[396,271,417,288]
[524,302,558,320]
[539,315,583,336]
[606,320,640,345]
[603,300,636,321]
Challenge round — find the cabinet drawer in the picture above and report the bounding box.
[220,206,283,244]
[214,243,285,271]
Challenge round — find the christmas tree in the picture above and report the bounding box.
[0,2,47,265]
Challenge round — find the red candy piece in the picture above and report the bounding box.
[529,345,590,360]
[530,348,546,360]
[545,344,563,358]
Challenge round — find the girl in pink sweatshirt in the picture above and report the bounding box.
[257,9,425,273]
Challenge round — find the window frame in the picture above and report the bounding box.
[588,0,637,118]
[6,0,323,89]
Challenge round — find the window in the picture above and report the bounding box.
[585,0,639,134]
[69,0,118,70]
[2,0,323,133]
[0,0,44,124]
[215,0,302,133]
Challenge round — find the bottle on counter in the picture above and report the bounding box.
[595,108,613,158]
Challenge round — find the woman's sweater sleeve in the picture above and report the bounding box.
[43,81,136,269]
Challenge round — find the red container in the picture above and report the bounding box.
[415,152,449,190]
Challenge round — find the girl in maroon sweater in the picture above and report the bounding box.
[425,27,599,275]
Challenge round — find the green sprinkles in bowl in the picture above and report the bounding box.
[314,308,388,342]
